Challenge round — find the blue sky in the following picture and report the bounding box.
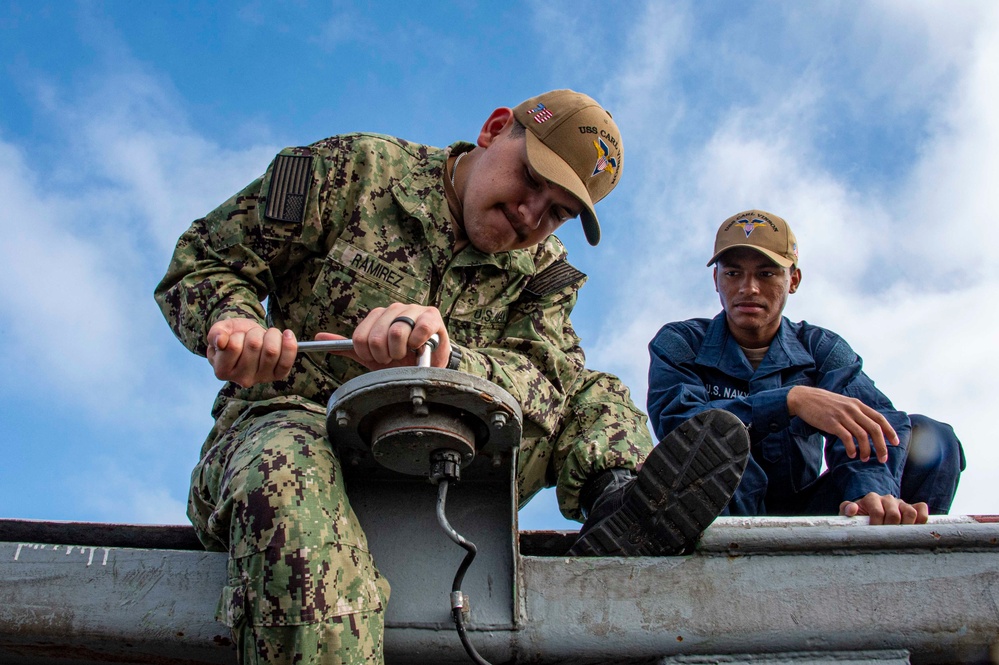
[1,1,996,531]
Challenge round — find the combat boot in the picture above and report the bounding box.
[568,409,749,556]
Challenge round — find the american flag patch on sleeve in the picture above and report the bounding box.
[522,260,586,299]
[264,154,313,223]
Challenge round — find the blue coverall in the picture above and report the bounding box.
[648,313,964,515]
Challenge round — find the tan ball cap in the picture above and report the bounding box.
[707,209,799,267]
[513,90,623,246]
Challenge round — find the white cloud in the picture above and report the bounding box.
[74,459,189,525]
[892,8,999,277]
[35,66,278,256]
[0,139,141,403]
[613,2,690,104]
[0,50,289,525]
[0,61,274,429]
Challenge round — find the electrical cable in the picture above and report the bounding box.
[435,477,493,665]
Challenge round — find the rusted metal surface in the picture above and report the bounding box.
[698,515,999,553]
[326,365,523,478]
[0,541,233,664]
[3,517,998,664]
[513,521,999,664]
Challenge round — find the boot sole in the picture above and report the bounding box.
[568,409,749,556]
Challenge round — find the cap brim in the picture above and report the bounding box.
[524,131,601,246]
[707,245,795,268]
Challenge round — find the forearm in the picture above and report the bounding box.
[821,397,910,500]
[155,147,335,356]
[801,361,911,501]
[455,304,585,438]
[154,220,270,356]
[808,355,910,474]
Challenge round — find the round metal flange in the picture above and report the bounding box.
[326,367,523,477]
[369,408,477,475]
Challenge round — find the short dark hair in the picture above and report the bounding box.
[510,118,526,137]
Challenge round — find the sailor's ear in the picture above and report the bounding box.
[477,108,515,148]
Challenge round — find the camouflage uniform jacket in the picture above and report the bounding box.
[155,133,592,446]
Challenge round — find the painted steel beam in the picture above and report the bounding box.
[2,517,998,664]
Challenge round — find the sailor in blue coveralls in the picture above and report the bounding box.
[647,210,964,523]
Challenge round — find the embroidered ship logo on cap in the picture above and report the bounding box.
[591,138,617,177]
[735,218,767,237]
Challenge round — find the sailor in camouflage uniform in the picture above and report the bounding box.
[156,90,749,664]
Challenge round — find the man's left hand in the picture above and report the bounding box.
[839,492,929,525]
[315,302,452,370]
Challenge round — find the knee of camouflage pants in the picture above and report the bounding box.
[188,404,391,664]
[517,371,653,522]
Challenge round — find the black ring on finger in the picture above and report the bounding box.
[391,316,417,329]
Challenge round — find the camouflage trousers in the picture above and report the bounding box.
[518,369,654,520]
[188,371,652,663]
[189,401,390,664]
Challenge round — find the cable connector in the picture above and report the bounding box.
[451,590,471,621]
[430,449,463,484]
